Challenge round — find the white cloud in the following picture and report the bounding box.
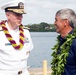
[0,0,76,25]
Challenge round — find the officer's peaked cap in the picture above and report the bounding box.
[1,0,26,14]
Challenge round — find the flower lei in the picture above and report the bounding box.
[0,20,25,50]
[51,29,76,75]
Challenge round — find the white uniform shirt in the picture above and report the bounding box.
[0,22,33,70]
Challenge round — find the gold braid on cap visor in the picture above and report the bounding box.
[8,8,25,14]
[0,20,25,50]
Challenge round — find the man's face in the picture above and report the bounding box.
[6,12,23,26]
[54,15,66,34]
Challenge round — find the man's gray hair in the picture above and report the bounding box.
[56,8,76,28]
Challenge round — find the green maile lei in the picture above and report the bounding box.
[51,29,76,75]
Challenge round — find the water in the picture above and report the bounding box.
[28,32,58,68]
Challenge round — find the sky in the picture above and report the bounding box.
[0,0,76,25]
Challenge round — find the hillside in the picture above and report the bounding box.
[24,22,56,32]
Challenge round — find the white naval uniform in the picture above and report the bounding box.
[0,22,33,75]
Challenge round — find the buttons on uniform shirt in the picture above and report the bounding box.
[18,70,22,74]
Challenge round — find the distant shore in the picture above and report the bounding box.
[28,67,52,75]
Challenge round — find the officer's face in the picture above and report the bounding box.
[6,12,23,26]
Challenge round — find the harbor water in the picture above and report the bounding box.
[28,32,58,68]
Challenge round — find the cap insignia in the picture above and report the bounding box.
[18,2,24,9]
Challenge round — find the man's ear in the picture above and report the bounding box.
[64,19,69,27]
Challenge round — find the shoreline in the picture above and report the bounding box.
[28,67,52,75]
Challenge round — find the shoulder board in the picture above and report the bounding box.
[23,26,30,30]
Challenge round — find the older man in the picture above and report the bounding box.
[51,8,76,75]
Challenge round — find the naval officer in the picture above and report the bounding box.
[0,0,33,75]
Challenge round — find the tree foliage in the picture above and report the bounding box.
[25,22,56,32]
